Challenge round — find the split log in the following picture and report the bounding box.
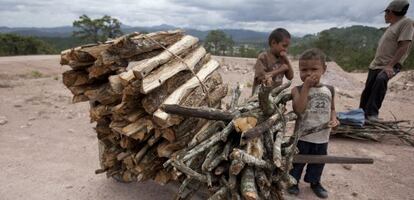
[62,70,93,87]
[166,72,225,126]
[83,83,122,105]
[141,46,207,94]
[142,71,193,114]
[108,30,184,58]
[90,104,113,122]
[153,59,220,127]
[119,117,154,140]
[133,35,199,79]
[154,169,172,186]
[60,44,111,69]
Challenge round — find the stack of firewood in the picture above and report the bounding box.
[61,30,301,200]
[60,30,228,184]
[160,82,299,200]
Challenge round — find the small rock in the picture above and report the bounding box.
[14,104,22,108]
[68,129,75,133]
[29,117,36,121]
[342,164,352,170]
[65,185,73,189]
[0,116,7,125]
[352,192,358,197]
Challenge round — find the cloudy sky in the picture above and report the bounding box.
[1,0,413,35]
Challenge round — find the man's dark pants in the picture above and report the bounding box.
[359,68,394,117]
[289,140,328,184]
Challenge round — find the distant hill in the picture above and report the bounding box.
[2,24,413,71]
[0,25,267,43]
[290,25,414,71]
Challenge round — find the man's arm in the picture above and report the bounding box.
[383,40,411,78]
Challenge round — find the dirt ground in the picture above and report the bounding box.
[0,55,413,200]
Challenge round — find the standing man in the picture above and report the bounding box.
[360,0,414,121]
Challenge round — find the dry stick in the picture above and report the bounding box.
[293,155,374,164]
[272,106,286,168]
[163,121,232,169]
[241,110,285,142]
[179,120,235,162]
[230,158,245,175]
[228,173,241,200]
[171,159,207,183]
[161,104,236,121]
[142,35,212,106]
[229,83,242,111]
[263,129,274,156]
[207,186,229,200]
[207,138,232,171]
[241,167,259,200]
[134,144,150,164]
[188,121,225,148]
[271,81,292,97]
[255,168,271,199]
[230,149,274,170]
[202,144,222,172]
[177,177,192,198]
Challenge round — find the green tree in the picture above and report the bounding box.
[204,30,234,56]
[0,33,55,56]
[101,15,123,39]
[73,14,123,43]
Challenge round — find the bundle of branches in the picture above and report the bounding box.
[161,81,301,200]
[332,120,414,147]
[60,30,229,184]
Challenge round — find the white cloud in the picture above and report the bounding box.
[0,0,413,34]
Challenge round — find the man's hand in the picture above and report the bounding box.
[382,66,395,79]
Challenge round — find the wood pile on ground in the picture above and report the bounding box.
[60,30,228,184]
[60,30,301,199]
[332,120,414,147]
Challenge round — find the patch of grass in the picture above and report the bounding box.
[54,76,59,81]
[30,70,43,78]
[245,81,253,88]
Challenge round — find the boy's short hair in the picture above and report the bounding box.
[268,28,291,46]
[299,48,327,67]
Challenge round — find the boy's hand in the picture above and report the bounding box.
[303,74,318,88]
[279,51,289,63]
[328,118,340,128]
[280,64,289,71]
[263,74,273,86]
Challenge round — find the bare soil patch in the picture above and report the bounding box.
[0,55,413,200]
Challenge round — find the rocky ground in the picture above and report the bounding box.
[0,55,413,200]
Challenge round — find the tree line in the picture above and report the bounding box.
[1,15,413,71]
